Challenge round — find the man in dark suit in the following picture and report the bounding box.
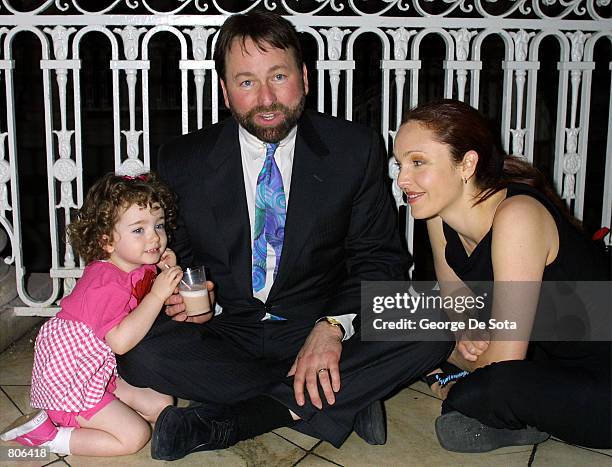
[117,11,451,461]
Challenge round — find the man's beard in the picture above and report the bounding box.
[231,94,306,143]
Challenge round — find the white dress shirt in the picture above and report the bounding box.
[238,125,356,340]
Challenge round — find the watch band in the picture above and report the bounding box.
[322,316,345,339]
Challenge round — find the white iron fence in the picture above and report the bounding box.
[0,1,611,315]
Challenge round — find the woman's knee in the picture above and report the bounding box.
[446,361,523,411]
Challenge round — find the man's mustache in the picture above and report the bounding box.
[246,104,290,118]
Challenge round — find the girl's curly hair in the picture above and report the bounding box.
[67,172,178,264]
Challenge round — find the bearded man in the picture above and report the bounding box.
[117,11,451,461]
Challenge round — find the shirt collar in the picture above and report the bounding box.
[238,124,298,160]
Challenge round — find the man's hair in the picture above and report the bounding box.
[213,11,303,81]
[67,172,177,264]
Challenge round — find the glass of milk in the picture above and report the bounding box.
[179,266,211,316]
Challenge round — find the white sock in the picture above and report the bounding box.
[42,427,73,455]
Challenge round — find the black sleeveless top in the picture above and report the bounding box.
[443,183,608,282]
[442,183,610,364]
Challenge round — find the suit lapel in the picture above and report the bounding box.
[268,112,330,299]
[207,119,254,298]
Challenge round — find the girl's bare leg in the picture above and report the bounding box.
[69,399,151,456]
[114,378,173,423]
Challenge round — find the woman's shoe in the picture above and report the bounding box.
[435,411,550,453]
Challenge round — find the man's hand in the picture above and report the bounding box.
[287,321,343,409]
[164,280,215,324]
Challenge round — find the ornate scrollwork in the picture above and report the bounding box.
[0,0,610,19]
[209,0,263,15]
[320,27,351,60]
[450,29,477,61]
[280,0,343,15]
[387,27,415,60]
[121,129,143,159]
[52,130,74,161]
[184,27,216,61]
[0,132,11,214]
[414,0,473,17]
[118,157,146,177]
[56,173,77,208]
[347,0,409,16]
[566,31,590,62]
[562,128,581,200]
[510,29,535,61]
[474,0,531,18]
[53,158,77,183]
[43,25,76,60]
[532,0,588,19]
[113,26,147,60]
[388,158,407,209]
[0,170,11,212]
[0,132,12,240]
[510,128,527,156]
[0,160,9,185]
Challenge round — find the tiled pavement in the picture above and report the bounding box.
[1,326,611,466]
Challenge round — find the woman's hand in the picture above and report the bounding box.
[455,329,490,362]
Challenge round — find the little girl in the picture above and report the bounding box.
[1,172,182,456]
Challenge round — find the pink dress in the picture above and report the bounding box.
[30,261,156,414]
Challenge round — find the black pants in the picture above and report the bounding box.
[442,359,612,449]
[117,313,452,447]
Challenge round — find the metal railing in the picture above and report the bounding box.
[0,1,611,315]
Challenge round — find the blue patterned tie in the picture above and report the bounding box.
[252,143,285,293]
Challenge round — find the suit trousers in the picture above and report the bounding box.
[442,358,612,449]
[117,312,452,447]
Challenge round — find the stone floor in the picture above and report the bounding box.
[1,327,611,467]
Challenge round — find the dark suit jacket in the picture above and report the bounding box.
[158,110,411,324]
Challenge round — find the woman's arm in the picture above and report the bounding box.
[427,217,489,361]
[451,195,558,371]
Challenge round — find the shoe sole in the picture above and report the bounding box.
[435,412,550,453]
[0,411,47,441]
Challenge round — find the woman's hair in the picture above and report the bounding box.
[401,99,577,225]
[67,172,177,264]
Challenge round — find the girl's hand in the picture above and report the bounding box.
[157,248,177,269]
[150,266,183,303]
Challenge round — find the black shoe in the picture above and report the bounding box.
[151,405,238,460]
[435,411,550,453]
[353,400,387,445]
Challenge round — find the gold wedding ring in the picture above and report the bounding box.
[318,368,328,373]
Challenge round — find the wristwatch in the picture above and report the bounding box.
[321,316,345,339]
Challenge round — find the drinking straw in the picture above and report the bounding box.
[164,263,191,290]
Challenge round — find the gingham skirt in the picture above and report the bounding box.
[30,317,116,412]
